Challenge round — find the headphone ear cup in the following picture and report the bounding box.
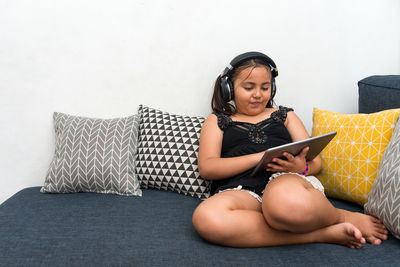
[271,79,276,98]
[227,79,234,101]
[220,76,234,102]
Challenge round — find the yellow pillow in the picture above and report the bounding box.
[312,108,400,205]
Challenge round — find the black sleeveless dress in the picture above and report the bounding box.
[211,106,294,195]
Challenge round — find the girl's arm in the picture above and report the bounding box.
[266,111,322,175]
[198,114,264,180]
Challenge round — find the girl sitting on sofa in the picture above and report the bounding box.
[192,51,388,248]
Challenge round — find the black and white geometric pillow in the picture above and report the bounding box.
[41,112,142,196]
[136,105,211,199]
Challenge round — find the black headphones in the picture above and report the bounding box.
[220,51,278,102]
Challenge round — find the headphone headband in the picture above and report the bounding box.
[222,51,278,78]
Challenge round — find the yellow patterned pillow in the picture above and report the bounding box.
[312,108,400,205]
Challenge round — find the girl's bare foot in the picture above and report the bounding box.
[318,222,365,248]
[339,209,388,244]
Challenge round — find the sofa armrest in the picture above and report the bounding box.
[358,75,400,113]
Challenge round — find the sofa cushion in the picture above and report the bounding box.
[364,118,400,239]
[41,112,142,196]
[136,105,211,199]
[312,107,400,205]
[358,75,400,113]
[1,187,400,266]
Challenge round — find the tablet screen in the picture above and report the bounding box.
[251,131,337,176]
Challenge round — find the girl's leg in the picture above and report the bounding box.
[262,174,388,244]
[192,190,365,248]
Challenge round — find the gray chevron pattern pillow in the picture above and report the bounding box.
[364,118,400,239]
[41,112,142,196]
[136,105,211,199]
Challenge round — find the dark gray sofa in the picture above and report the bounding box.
[1,75,400,266]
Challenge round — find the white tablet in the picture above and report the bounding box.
[251,131,337,176]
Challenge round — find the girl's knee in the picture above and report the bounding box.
[262,181,314,230]
[192,205,230,242]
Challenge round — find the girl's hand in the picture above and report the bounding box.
[266,147,309,174]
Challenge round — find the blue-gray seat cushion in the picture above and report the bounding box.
[1,187,400,266]
[358,75,400,113]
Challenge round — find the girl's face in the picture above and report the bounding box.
[233,66,272,116]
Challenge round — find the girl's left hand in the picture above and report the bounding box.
[266,147,309,174]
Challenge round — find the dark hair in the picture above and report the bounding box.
[211,58,276,116]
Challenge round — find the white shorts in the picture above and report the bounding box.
[218,185,263,202]
[217,172,325,203]
[269,172,325,195]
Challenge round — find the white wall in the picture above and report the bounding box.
[0,0,399,204]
